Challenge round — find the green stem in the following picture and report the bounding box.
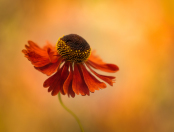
[58,92,85,132]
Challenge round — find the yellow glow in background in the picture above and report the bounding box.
[0,0,174,132]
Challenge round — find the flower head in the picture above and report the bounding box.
[22,34,119,97]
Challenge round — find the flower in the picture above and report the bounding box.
[22,34,119,97]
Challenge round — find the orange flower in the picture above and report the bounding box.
[22,34,119,97]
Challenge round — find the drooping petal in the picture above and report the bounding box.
[65,81,75,98]
[86,63,116,86]
[47,67,63,93]
[60,62,70,94]
[72,64,89,95]
[87,50,119,73]
[34,58,63,76]
[43,60,63,88]
[43,71,58,88]
[87,60,119,73]
[22,41,59,67]
[63,64,73,94]
[72,64,80,95]
[80,64,106,92]
[68,81,75,98]
[63,64,76,98]
[77,64,90,96]
[51,62,69,96]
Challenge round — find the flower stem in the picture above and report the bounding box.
[58,92,85,132]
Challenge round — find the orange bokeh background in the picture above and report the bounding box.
[0,0,174,132]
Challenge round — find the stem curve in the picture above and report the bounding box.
[58,93,85,132]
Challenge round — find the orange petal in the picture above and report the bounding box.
[47,47,59,63]
[51,62,69,96]
[80,64,106,92]
[87,60,119,73]
[34,58,63,76]
[43,41,57,51]
[72,64,89,95]
[88,50,104,64]
[22,41,59,67]
[22,41,50,67]
[44,42,60,63]
[86,63,115,86]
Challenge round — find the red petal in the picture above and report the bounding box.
[87,60,119,73]
[43,73,57,88]
[47,67,63,94]
[80,64,106,92]
[63,64,73,94]
[68,83,75,98]
[22,41,59,67]
[51,62,69,96]
[43,68,60,88]
[78,64,90,96]
[86,63,116,86]
[72,64,89,95]
[63,64,76,98]
[66,81,75,98]
[34,58,63,76]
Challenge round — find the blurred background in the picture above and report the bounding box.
[0,0,174,132]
